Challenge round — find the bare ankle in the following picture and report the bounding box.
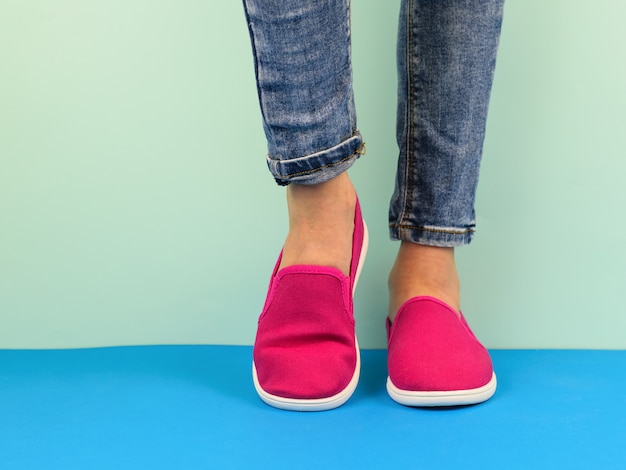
[286,173,355,217]
[388,242,461,321]
[280,173,356,275]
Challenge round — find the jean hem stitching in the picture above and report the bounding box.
[389,224,476,235]
[272,142,365,180]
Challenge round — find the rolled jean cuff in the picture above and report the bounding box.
[389,224,475,247]
[267,132,364,186]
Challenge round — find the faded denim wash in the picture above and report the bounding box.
[243,0,504,246]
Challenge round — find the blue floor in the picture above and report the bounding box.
[1,347,625,469]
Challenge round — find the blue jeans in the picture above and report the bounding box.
[243,0,504,247]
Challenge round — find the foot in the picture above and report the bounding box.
[279,172,356,276]
[388,242,461,322]
[253,183,368,411]
[386,296,496,406]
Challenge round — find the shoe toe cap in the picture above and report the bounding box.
[388,298,494,392]
[254,343,357,399]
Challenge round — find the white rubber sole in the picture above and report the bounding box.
[386,372,497,407]
[252,222,369,412]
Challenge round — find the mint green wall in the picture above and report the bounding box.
[1,1,625,349]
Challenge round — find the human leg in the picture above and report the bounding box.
[390,0,504,247]
[243,0,365,276]
[387,0,504,406]
[242,0,364,187]
[243,0,367,410]
[389,0,504,318]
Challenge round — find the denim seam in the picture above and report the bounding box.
[273,142,365,179]
[242,2,268,133]
[347,0,356,132]
[400,0,414,229]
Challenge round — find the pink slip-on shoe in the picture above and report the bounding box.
[386,296,497,407]
[252,199,368,411]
